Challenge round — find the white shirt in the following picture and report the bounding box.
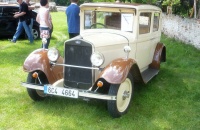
[38,7,51,28]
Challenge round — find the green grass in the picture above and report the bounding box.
[0,12,200,130]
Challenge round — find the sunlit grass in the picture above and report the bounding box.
[0,12,199,130]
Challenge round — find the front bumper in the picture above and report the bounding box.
[21,82,116,100]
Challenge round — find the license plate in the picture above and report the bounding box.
[44,85,78,98]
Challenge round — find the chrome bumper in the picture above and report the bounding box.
[21,82,116,100]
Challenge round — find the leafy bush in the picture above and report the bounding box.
[54,0,198,17]
[55,0,93,6]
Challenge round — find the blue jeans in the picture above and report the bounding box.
[29,18,34,36]
[12,20,34,43]
[40,27,52,49]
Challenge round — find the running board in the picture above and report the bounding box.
[141,68,159,83]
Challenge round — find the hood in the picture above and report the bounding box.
[80,29,134,47]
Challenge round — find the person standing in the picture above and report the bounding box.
[66,0,80,39]
[36,0,53,49]
[9,0,33,43]
[25,0,34,38]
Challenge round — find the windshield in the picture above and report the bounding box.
[84,10,135,32]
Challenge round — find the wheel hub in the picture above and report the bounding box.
[122,91,130,100]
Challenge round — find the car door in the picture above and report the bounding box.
[0,6,19,36]
[135,12,152,70]
[136,11,161,71]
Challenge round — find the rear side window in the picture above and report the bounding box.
[0,7,2,16]
[2,7,18,17]
[139,12,151,34]
[153,12,160,32]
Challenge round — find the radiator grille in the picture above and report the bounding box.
[64,39,92,89]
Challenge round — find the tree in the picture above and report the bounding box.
[55,0,93,6]
[162,0,180,6]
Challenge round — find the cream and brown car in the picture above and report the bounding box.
[21,2,166,118]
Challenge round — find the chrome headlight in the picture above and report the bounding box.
[47,48,60,62]
[90,52,104,67]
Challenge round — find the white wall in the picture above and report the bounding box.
[162,13,200,50]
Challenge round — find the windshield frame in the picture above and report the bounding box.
[81,7,136,32]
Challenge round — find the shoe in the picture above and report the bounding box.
[8,39,16,43]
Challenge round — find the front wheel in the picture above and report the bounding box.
[107,73,134,118]
[26,72,48,101]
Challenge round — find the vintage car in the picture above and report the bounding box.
[21,2,166,118]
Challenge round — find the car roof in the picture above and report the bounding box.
[0,2,19,7]
[80,2,161,11]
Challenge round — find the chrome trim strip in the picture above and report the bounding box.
[51,62,100,70]
[21,82,44,90]
[21,82,116,100]
[79,91,116,100]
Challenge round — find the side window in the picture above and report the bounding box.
[2,7,18,17]
[84,11,92,29]
[153,12,160,32]
[139,12,151,34]
[0,7,2,16]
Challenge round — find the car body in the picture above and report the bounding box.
[0,3,40,39]
[21,2,166,118]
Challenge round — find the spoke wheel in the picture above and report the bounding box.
[107,73,134,118]
[32,26,39,39]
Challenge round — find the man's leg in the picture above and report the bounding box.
[12,21,23,42]
[29,18,34,36]
[22,21,34,43]
[69,33,79,39]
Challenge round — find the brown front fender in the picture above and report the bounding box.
[23,49,63,84]
[99,58,137,84]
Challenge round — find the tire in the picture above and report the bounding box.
[32,26,40,39]
[107,73,134,118]
[26,72,47,101]
[24,26,40,40]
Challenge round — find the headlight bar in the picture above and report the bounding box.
[50,62,100,70]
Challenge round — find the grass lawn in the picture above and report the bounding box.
[0,12,200,130]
